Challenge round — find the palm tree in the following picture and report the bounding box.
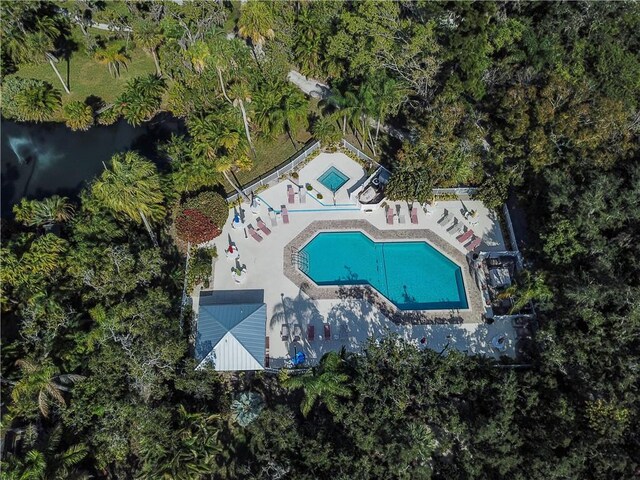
[312,115,341,145]
[229,81,255,153]
[6,16,71,94]
[63,101,94,131]
[326,87,358,135]
[139,405,222,480]
[118,75,166,126]
[231,391,264,427]
[238,0,275,61]
[94,41,129,78]
[91,151,166,246]
[188,111,251,199]
[13,195,75,229]
[372,77,410,143]
[184,40,210,74]
[254,82,309,148]
[499,270,553,314]
[284,351,351,417]
[294,8,322,78]
[14,81,61,122]
[134,20,164,77]
[11,359,84,419]
[282,86,309,148]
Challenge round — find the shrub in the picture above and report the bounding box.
[306,184,313,191]
[176,209,220,244]
[186,246,217,291]
[291,172,299,179]
[316,193,323,199]
[97,105,120,125]
[182,191,229,230]
[63,101,94,131]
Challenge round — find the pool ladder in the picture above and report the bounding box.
[291,248,309,274]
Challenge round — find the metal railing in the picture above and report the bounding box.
[226,140,321,203]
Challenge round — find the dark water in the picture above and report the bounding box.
[1,114,183,215]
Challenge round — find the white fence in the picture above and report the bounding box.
[432,187,479,197]
[226,140,321,203]
[341,139,380,168]
[502,204,520,254]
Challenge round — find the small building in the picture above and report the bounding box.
[195,301,267,371]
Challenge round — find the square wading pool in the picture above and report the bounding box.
[317,166,350,193]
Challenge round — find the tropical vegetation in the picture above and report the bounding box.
[1,1,639,479]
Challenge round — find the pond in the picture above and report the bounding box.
[1,114,184,216]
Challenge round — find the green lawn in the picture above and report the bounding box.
[7,26,155,120]
[226,127,313,194]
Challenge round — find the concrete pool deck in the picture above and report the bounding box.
[195,152,517,367]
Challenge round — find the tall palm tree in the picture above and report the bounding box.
[189,111,251,199]
[282,86,309,148]
[499,270,553,314]
[238,0,275,61]
[91,152,166,246]
[63,101,94,131]
[94,41,129,78]
[134,20,164,77]
[255,82,309,148]
[13,195,75,229]
[372,77,410,143]
[326,87,358,135]
[6,16,71,94]
[229,81,255,153]
[14,81,61,123]
[294,8,322,78]
[11,359,84,418]
[284,351,352,417]
[312,114,341,145]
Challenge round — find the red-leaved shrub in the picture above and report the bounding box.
[175,209,221,244]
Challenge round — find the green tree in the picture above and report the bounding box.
[13,195,75,229]
[91,152,165,245]
[284,351,351,416]
[238,0,275,61]
[254,81,308,148]
[10,358,83,419]
[63,101,93,131]
[117,74,166,126]
[12,80,61,123]
[134,19,164,77]
[94,41,129,78]
[311,114,341,145]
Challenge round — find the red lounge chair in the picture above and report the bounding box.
[386,207,394,225]
[457,229,474,244]
[281,206,290,224]
[248,224,263,242]
[410,206,418,224]
[257,218,271,236]
[323,323,331,341]
[465,236,482,252]
[307,325,315,341]
[287,185,295,204]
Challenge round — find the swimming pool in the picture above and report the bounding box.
[300,231,468,310]
[318,166,349,192]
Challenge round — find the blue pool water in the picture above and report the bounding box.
[318,166,349,192]
[300,232,468,310]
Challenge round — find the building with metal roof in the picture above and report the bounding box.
[195,301,267,371]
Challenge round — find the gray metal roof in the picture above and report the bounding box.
[195,303,266,371]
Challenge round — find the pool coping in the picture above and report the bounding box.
[283,220,485,325]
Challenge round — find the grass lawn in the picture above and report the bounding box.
[226,127,313,194]
[7,26,155,121]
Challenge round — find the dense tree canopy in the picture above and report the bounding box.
[2,1,639,479]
